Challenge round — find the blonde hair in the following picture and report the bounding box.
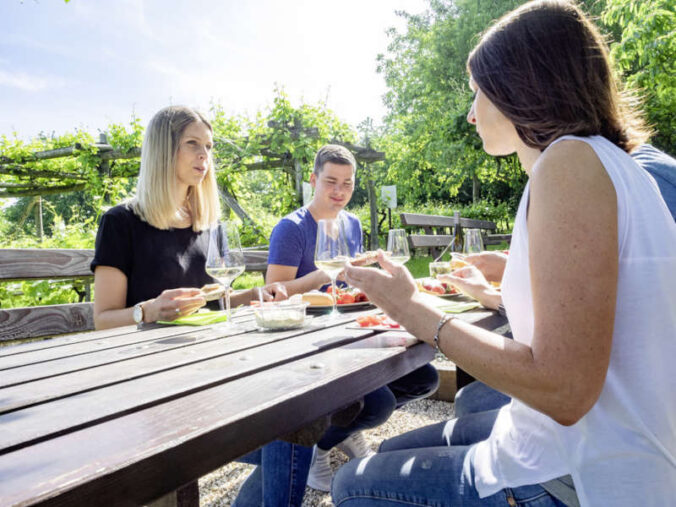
[130,106,220,231]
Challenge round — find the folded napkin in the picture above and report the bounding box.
[435,300,481,313]
[418,292,481,313]
[158,310,229,326]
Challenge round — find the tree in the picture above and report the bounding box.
[602,0,675,152]
[375,0,525,208]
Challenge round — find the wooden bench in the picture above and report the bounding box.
[0,248,269,343]
[400,212,512,258]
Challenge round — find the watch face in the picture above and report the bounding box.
[133,304,143,323]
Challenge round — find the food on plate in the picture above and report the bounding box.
[326,285,369,304]
[417,278,458,296]
[201,283,226,301]
[302,286,370,306]
[301,291,334,306]
[355,314,401,329]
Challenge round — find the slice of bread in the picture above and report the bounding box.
[301,291,334,306]
[201,283,226,301]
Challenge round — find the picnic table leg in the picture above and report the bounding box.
[177,480,200,507]
[145,480,199,507]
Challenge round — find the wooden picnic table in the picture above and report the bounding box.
[0,302,506,506]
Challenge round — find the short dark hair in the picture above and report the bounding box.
[467,0,649,152]
[313,144,357,175]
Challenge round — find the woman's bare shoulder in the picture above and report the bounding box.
[537,139,604,174]
[531,139,611,198]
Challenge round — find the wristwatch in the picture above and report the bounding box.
[132,302,145,324]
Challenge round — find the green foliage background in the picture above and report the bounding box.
[1,0,674,309]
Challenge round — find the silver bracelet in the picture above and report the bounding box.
[433,314,454,353]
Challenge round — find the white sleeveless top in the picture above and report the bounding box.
[472,136,676,506]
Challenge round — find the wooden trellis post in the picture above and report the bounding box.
[35,196,43,241]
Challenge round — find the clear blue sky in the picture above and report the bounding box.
[0,0,427,141]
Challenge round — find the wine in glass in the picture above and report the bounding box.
[386,229,410,266]
[205,223,246,326]
[463,228,484,255]
[315,218,350,318]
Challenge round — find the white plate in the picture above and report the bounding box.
[345,324,408,332]
[306,301,374,313]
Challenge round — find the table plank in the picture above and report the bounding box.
[0,319,376,413]
[0,341,433,507]
[0,323,249,371]
[0,325,378,452]
[0,325,141,358]
[0,310,377,386]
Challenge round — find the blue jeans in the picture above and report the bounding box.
[234,364,439,506]
[318,363,439,450]
[454,380,511,418]
[332,409,567,506]
[233,440,312,507]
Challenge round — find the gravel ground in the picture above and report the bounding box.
[199,398,455,506]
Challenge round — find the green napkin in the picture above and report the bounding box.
[418,292,481,313]
[435,300,481,313]
[158,310,229,326]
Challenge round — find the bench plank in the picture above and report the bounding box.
[400,213,497,231]
[0,248,269,342]
[0,303,94,342]
[400,212,510,257]
[0,249,94,281]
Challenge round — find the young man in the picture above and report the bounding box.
[266,144,362,294]
[262,145,439,492]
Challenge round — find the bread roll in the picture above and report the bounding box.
[301,291,334,306]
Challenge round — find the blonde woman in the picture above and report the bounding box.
[92,106,285,329]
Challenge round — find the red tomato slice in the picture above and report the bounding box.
[356,316,371,327]
[339,294,356,304]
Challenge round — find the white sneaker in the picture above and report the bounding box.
[336,432,375,460]
[306,446,333,492]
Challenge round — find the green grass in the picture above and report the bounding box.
[232,271,264,290]
[233,241,511,290]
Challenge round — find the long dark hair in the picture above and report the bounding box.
[467,0,649,152]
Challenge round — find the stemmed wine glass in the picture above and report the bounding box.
[315,218,350,318]
[386,229,410,266]
[463,228,484,254]
[205,222,246,326]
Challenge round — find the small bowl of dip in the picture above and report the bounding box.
[253,301,310,330]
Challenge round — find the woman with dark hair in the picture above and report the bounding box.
[331,1,676,505]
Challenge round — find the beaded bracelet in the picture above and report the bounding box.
[433,314,455,353]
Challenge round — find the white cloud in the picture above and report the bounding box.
[0,69,69,92]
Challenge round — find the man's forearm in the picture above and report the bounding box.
[273,269,330,296]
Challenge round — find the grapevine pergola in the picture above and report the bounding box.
[1,121,386,245]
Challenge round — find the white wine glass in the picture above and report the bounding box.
[205,222,246,326]
[463,228,484,255]
[315,218,350,318]
[386,229,410,266]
